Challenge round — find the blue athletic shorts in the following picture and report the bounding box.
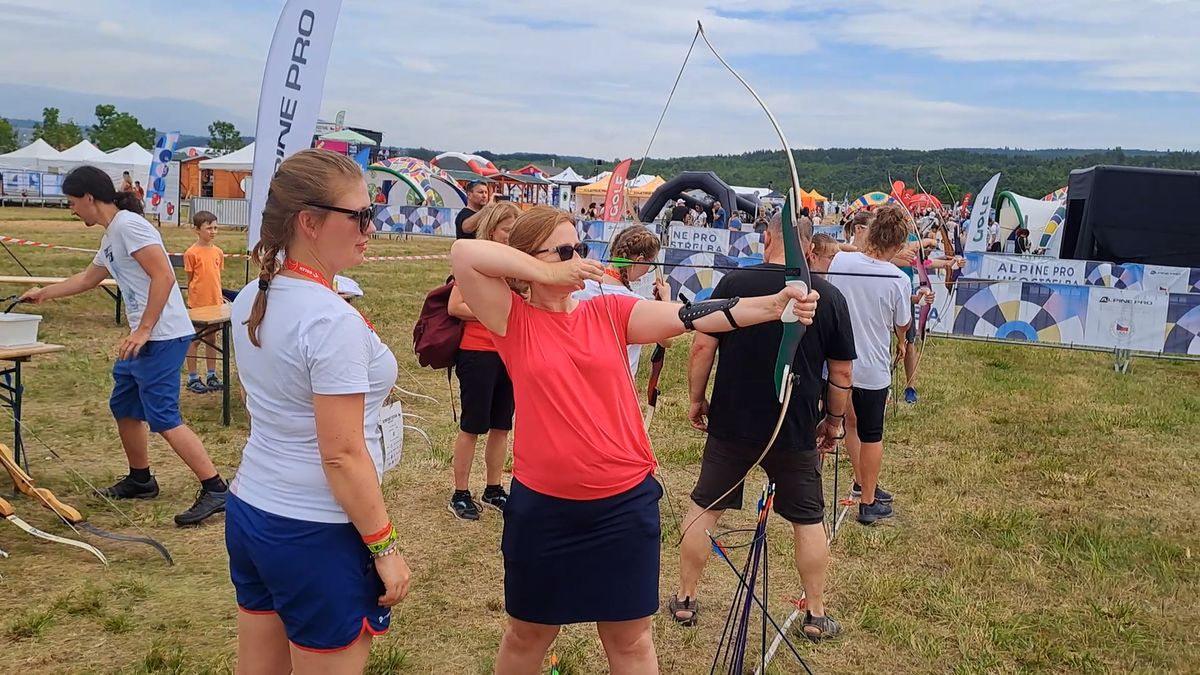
[109,335,193,432]
[225,492,390,652]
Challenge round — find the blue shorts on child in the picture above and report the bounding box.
[109,335,193,432]
[225,492,390,652]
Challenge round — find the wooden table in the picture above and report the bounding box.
[190,304,232,426]
[0,343,66,471]
[0,276,124,325]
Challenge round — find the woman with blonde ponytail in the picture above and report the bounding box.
[572,224,673,376]
[445,201,519,521]
[227,149,409,673]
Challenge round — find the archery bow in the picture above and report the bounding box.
[0,494,108,565]
[0,443,173,564]
[674,21,813,545]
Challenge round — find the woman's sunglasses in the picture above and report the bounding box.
[304,202,374,234]
[535,242,589,261]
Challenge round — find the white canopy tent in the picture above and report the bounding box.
[58,140,104,162]
[88,142,153,188]
[548,166,588,185]
[198,143,255,171]
[0,139,64,171]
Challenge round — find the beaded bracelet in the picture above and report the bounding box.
[371,542,401,559]
[366,528,399,555]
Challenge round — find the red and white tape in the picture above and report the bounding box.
[0,235,447,264]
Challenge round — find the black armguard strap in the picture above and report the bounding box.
[827,379,852,391]
[679,297,740,331]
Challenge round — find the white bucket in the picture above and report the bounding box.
[0,314,42,348]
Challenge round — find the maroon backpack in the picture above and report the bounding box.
[413,281,462,369]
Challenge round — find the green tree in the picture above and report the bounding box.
[207,120,245,154]
[32,107,84,150]
[88,104,155,150]
[0,117,17,153]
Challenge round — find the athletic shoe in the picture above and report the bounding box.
[481,485,508,513]
[851,482,894,504]
[449,491,480,521]
[857,500,894,525]
[205,374,224,391]
[904,387,918,404]
[186,378,208,394]
[100,474,160,500]
[174,488,227,527]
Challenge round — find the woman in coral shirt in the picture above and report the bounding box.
[451,205,818,674]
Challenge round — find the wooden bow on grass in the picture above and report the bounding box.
[0,444,173,565]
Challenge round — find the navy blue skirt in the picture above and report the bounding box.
[501,474,662,625]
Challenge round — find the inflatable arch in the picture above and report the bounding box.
[638,171,761,222]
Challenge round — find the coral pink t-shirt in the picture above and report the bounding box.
[492,291,656,500]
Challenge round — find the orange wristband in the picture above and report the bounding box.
[362,522,393,544]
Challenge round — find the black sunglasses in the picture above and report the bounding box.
[304,202,374,234]
[535,242,589,261]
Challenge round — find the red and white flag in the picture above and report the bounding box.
[601,159,632,222]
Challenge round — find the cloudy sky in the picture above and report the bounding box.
[1,0,1197,157]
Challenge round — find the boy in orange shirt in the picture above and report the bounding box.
[184,211,224,393]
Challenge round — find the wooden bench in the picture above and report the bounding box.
[0,276,124,325]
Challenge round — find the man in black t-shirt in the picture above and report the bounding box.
[455,181,490,239]
[670,200,689,224]
[669,214,856,641]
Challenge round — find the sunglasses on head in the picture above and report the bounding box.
[303,202,374,234]
[536,242,589,261]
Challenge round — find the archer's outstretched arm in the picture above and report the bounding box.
[626,287,819,346]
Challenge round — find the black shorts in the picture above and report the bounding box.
[690,435,823,525]
[502,474,661,624]
[851,386,889,443]
[455,350,514,435]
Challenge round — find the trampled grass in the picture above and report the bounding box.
[0,209,1196,673]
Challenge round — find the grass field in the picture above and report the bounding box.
[0,209,1196,674]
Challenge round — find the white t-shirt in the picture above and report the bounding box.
[91,210,194,340]
[827,252,911,391]
[230,276,398,523]
[573,278,646,377]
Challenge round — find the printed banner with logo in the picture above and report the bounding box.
[145,132,180,221]
[963,253,1200,293]
[954,280,1198,354]
[964,173,1001,253]
[248,0,344,250]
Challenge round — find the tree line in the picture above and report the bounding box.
[0,105,247,156]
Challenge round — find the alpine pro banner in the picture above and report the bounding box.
[964,173,1001,253]
[601,158,632,223]
[248,0,343,250]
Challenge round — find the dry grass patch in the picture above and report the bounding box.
[0,208,1196,673]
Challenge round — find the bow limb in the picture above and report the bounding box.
[0,495,109,565]
[0,443,173,564]
[676,25,812,545]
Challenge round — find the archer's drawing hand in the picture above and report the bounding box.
[542,257,604,291]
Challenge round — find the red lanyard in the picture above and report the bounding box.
[283,259,375,332]
[603,268,624,283]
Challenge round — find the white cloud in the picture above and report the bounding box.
[0,0,1196,155]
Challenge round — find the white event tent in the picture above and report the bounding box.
[58,140,105,162]
[0,139,64,171]
[197,142,255,171]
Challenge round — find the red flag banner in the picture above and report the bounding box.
[602,158,632,222]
